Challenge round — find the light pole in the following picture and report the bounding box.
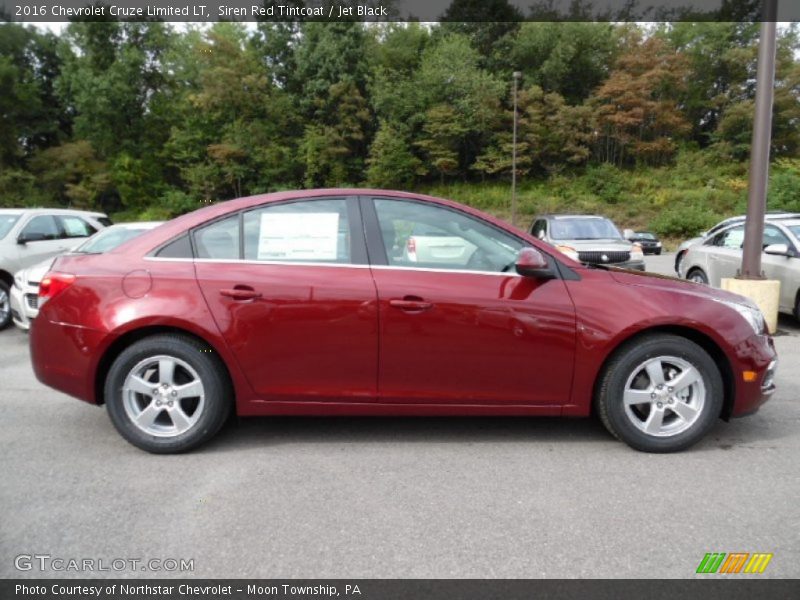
[511,71,522,227]
[721,0,781,333]
[741,0,778,279]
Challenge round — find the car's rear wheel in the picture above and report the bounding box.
[795,290,800,321]
[105,334,231,453]
[0,281,11,330]
[596,334,723,453]
[686,268,708,285]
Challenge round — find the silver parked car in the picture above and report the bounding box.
[530,214,645,270]
[0,208,111,329]
[680,217,800,318]
[674,211,800,275]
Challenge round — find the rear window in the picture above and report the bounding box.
[97,217,113,227]
[0,213,21,240]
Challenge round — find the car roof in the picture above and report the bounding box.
[0,208,107,217]
[540,214,610,220]
[104,221,163,230]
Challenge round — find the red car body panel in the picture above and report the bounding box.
[371,268,576,406]
[194,261,379,406]
[29,189,776,422]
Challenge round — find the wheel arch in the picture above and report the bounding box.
[592,324,736,421]
[0,269,13,287]
[94,325,236,407]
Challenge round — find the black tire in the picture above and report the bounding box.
[0,280,11,330]
[655,249,662,255]
[794,290,800,322]
[596,334,723,453]
[686,268,708,285]
[105,334,232,453]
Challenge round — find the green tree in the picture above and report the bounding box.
[509,22,619,105]
[0,25,66,168]
[366,122,423,188]
[414,34,503,179]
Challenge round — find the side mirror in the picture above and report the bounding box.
[764,243,791,257]
[17,232,47,245]
[515,247,555,279]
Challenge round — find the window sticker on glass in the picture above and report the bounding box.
[725,229,745,249]
[257,213,340,261]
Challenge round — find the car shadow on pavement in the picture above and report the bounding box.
[200,415,616,453]
[193,410,785,454]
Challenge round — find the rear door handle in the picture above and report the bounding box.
[220,286,262,301]
[389,297,433,312]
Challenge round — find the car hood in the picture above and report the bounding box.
[607,267,759,309]
[677,236,703,252]
[556,239,632,251]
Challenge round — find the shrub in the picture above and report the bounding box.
[650,204,718,238]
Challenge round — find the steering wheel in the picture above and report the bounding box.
[466,248,495,271]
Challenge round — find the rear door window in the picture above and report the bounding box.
[243,199,352,263]
[58,215,97,239]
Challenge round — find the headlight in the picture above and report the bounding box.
[555,245,579,261]
[656,242,662,247]
[631,243,644,259]
[716,299,766,335]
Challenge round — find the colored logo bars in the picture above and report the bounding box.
[696,553,773,574]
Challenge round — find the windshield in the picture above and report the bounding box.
[637,233,656,240]
[0,213,22,240]
[550,218,622,241]
[76,226,151,253]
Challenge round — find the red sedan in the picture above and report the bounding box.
[30,190,777,453]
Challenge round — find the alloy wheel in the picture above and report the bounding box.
[122,355,205,437]
[622,355,706,437]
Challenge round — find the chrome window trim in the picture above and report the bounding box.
[143,256,522,277]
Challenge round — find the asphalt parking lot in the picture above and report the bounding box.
[1,252,798,579]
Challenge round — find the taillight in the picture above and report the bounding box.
[38,272,75,305]
[406,237,417,262]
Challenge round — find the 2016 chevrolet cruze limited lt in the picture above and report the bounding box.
[30,190,777,453]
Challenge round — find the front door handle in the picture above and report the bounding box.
[389,296,433,312]
[220,286,262,301]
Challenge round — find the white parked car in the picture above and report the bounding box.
[0,208,111,329]
[680,217,800,318]
[674,212,800,274]
[9,222,162,331]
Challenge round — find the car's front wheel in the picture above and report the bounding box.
[596,334,723,453]
[686,268,708,285]
[0,281,11,330]
[105,334,232,453]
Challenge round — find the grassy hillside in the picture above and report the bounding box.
[422,151,800,248]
